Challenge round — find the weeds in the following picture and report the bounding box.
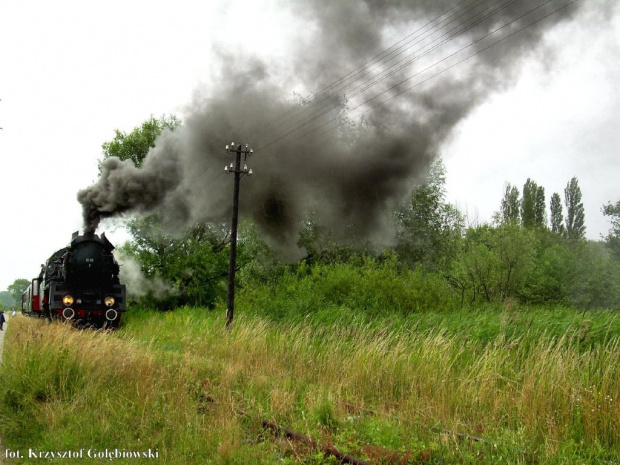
[0,306,618,464]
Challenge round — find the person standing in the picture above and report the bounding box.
[0,311,5,331]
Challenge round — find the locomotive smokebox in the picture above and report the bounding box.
[64,232,117,285]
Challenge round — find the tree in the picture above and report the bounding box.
[297,211,360,265]
[500,183,520,225]
[100,115,181,169]
[521,178,545,228]
[602,200,620,258]
[492,224,536,299]
[98,115,235,309]
[550,192,565,235]
[395,158,464,270]
[7,278,30,309]
[569,241,620,309]
[564,177,586,240]
[120,216,230,308]
[447,224,535,304]
[0,291,13,309]
[534,185,546,227]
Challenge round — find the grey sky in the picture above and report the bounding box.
[1,0,618,291]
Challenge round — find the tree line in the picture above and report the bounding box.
[0,278,30,311]
[87,116,618,312]
[10,116,619,313]
[499,176,585,240]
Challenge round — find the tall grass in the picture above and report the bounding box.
[124,307,620,461]
[1,308,619,463]
[0,317,263,464]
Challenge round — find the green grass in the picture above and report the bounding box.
[1,303,618,464]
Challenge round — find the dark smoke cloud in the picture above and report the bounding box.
[78,134,186,233]
[78,0,608,254]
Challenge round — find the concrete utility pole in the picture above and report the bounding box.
[224,142,253,330]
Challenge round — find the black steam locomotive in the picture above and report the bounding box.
[22,232,126,327]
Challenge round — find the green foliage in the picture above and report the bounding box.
[0,290,14,309]
[297,211,362,266]
[602,200,620,259]
[535,184,546,226]
[236,219,286,287]
[521,178,545,228]
[447,224,535,304]
[7,278,29,309]
[521,243,571,304]
[239,255,459,321]
[519,231,620,309]
[99,115,181,170]
[550,192,565,235]
[568,241,620,309]
[565,176,586,240]
[95,113,617,314]
[500,183,520,225]
[3,293,620,464]
[99,115,236,310]
[120,215,230,309]
[395,158,463,270]
[313,395,340,431]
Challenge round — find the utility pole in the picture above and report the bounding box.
[224,142,253,330]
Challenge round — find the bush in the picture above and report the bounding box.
[238,256,460,321]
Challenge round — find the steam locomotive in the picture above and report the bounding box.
[21,232,126,327]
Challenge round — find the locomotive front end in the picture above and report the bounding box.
[45,232,126,327]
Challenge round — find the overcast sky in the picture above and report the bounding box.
[0,0,618,292]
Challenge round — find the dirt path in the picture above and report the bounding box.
[0,313,9,464]
[0,313,7,364]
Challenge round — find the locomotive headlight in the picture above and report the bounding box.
[104,296,115,307]
[62,295,74,306]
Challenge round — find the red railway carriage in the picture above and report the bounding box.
[21,277,42,316]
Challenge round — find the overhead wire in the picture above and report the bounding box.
[252,0,495,145]
[248,0,481,143]
[334,0,520,103]
[254,0,578,156]
[255,0,520,149]
[313,0,580,141]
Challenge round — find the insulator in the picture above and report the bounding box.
[224,166,228,172]
[248,169,253,175]
[225,144,229,150]
[243,164,248,172]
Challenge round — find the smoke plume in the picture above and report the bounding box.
[78,0,607,255]
[116,252,177,300]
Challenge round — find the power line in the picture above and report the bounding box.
[338,0,520,103]
[257,0,519,149]
[254,0,498,145]
[255,0,577,155]
[321,0,579,138]
[248,0,480,142]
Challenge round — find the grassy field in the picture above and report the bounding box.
[0,305,619,464]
